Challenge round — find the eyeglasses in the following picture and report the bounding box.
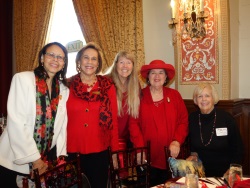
[45,52,66,62]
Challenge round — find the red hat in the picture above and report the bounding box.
[140,60,175,81]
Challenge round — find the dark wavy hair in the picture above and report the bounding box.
[34,42,68,87]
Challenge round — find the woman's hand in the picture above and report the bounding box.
[57,156,66,166]
[31,158,48,178]
[169,140,180,158]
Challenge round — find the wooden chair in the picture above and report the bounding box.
[109,141,151,188]
[32,154,86,188]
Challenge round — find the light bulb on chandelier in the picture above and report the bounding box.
[168,0,209,43]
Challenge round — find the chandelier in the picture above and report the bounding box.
[168,0,208,42]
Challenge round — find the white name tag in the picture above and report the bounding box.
[216,128,228,136]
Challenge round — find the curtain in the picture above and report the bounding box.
[14,0,54,72]
[73,0,145,72]
[0,0,13,116]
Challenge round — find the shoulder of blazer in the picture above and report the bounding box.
[13,71,35,86]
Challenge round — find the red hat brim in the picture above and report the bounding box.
[140,60,175,81]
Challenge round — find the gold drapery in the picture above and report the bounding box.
[14,0,53,72]
[73,0,145,72]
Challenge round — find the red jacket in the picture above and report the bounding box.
[137,86,188,169]
[67,80,119,154]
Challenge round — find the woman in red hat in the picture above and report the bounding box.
[136,59,188,186]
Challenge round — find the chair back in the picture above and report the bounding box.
[109,141,150,188]
[33,154,83,188]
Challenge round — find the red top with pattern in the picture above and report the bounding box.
[67,76,119,154]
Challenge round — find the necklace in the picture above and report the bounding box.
[81,77,97,89]
[82,80,97,89]
[198,111,216,146]
[153,99,164,107]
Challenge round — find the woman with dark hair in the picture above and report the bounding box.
[0,42,69,187]
[66,42,119,188]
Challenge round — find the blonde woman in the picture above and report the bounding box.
[108,51,144,149]
[187,83,243,177]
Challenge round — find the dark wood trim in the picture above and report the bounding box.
[184,99,250,175]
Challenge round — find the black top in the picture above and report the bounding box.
[189,108,243,177]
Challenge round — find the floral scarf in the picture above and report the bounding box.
[34,74,60,161]
[71,74,113,129]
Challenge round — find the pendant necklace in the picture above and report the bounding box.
[199,111,216,146]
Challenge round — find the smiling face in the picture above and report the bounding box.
[78,48,99,77]
[148,69,167,88]
[42,45,65,78]
[116,56,133,82]
[196,87,215,114]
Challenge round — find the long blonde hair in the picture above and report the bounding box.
[109,51,140,118]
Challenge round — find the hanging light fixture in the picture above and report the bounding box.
[169,0,208,42]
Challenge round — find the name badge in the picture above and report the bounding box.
[216,128,228,136]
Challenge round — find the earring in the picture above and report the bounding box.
[77,64,81,73]
[59,73,63,80]
[59,68,64,80]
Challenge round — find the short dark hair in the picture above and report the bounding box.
[146,69,170,86]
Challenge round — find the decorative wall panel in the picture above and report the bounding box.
[175,0,219,84]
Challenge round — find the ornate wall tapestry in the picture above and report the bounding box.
[175,0,218,85]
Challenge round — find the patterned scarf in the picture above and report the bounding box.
[34,74,60,161]
[71,74,113,129]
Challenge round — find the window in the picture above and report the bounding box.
[47,0,86,78]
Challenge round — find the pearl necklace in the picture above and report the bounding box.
[199,111,216,146]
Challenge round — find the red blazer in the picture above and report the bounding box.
[137,86,188,169]
[67,81,119,154]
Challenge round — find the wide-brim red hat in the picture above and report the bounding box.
[140,60,175,81]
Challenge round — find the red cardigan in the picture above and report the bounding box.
[67,80,119,154]
[137,86,188,169]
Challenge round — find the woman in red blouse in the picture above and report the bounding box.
[139,60,188,186]
[66,42,119,188]
[108,51,144,150]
